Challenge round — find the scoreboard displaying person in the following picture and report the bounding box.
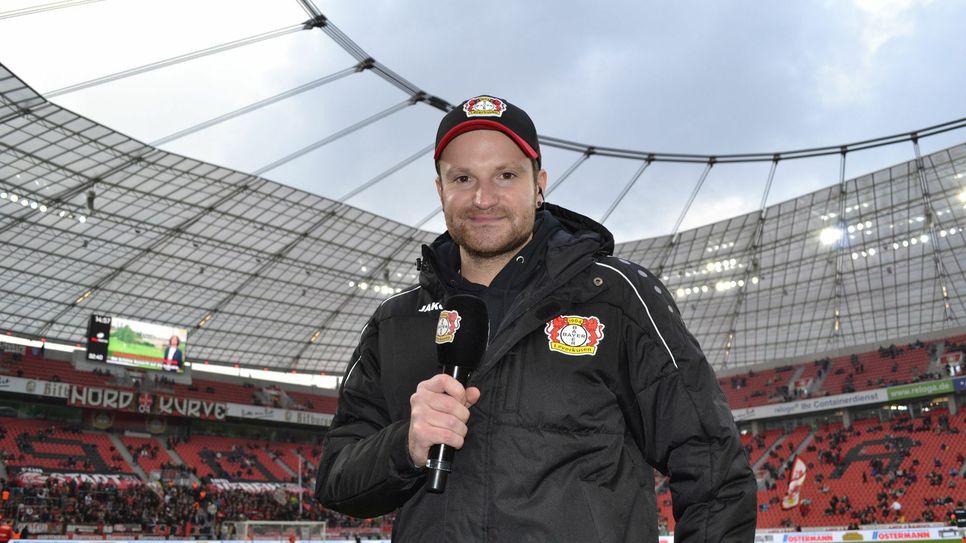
[85,314,188,373]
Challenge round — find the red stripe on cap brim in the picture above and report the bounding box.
[434,120,539,161]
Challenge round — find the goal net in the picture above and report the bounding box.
[224,520,327,541]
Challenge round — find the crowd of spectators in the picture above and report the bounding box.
[722,337,957,407]
[128,441,162,462]
[1,425,129,472]
[202,444,270,480]
[772,411,965,527]
[0,478,390,539]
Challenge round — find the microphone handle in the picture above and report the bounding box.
[426,364,474,493]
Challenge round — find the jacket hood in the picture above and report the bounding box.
[541,202,615,255]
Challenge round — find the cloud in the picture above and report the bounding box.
[854,0,930,55]
[814,0,930,108]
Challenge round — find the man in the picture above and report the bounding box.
[317,95,756,541]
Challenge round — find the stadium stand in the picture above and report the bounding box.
[713,337,953,409]
[285,390,340,414]
[169,435,296,482]
[742,427,786,468]
[121,435,174,475]
[3,331,965,537]
[1,405,963,536]
[754,412,965,528]
[270,443,322,481]
[0,418,132,474]
[0,478,391,540]
[818,344,932,396]
[719,366,797,408]
[0,350,112,388]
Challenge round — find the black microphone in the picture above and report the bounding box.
[426,294,488,493]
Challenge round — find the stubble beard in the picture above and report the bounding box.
[448,209,534,261]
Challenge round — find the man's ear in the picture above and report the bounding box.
[536,169,548,207]
[435,175,444,209]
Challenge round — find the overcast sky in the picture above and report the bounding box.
[1,0,964,242]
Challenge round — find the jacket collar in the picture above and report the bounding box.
[418,202,614,298]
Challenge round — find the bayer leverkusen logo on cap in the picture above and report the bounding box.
[463,96,506,118]
[435,94,540,165]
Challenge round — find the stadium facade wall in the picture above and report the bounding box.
[0,375,333,426]
[4,373,961,426]
[733,376,965,421]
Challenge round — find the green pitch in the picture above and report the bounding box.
[108,338,162,358]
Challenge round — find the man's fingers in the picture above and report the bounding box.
[408,376,478,466]
[465,386,481,407]
[411,401,469,434]
[416,374,469,403]
[425,394,470,423]
[413,421,466,448]
[409,420,466,457]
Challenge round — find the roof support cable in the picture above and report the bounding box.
[253,97,417,176]
[654,158,715,278]
[722,156,781,366]
[43,24,305,98]
[912,136,957,323]
[0,0,102,21]
[538,117,966,165]
[297,1,451,109]
[338,144,434,203]
[829,147,850,341]
[544,148,594,197]
[295,3,966,169]
[151,62,366,146]
[598,156,653,224]
[413,204,442,231]
[671,158,715,241]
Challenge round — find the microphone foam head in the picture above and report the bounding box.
[435,294,489,370]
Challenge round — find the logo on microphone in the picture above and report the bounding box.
[435,310,462,344]
[544,315,604,356]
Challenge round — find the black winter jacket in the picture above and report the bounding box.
[317,203,757,542]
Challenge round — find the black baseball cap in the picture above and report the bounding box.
[434,95,541,167]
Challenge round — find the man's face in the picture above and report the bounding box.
[436,130,547,260]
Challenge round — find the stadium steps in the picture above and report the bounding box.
[120,434,175,476]
[752,434,789,473]
[294,449,315,472]
[109,432,147,480]
[928,343,946,374]
[273,453,297,479]
[786,365,806,392]
[161,441,201,486]
[788,429,816,464]
[775,426,816,477]
[809,363,831,395]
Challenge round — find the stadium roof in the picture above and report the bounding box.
[1,63,436,374]
[2,57,965,375]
